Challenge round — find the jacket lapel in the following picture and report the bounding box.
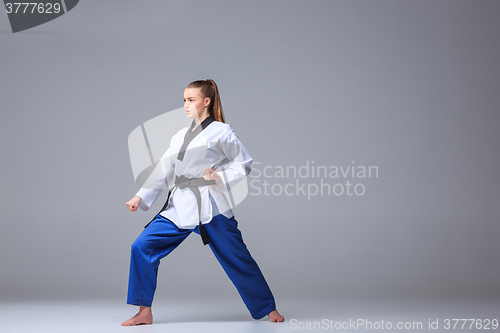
[177,115,215,161]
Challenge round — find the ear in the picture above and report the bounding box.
[204,97,211,107]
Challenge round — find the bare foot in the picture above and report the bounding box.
[268,309,285,322]
[121,306,153,326]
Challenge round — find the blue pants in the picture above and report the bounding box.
[126,213,276,320]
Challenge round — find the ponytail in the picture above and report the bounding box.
[186,79,225,123]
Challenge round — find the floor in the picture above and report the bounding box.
[1,296,498,332]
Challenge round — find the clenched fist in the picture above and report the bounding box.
[203,168,221,181]
[126,196,142,212]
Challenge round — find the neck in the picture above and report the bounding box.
[192,112,211,132]
[196,113,210,125]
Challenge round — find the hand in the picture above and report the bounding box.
[126,196,141,212]
[203,168,221,181]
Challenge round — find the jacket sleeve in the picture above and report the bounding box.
[214,128,252,195]
[135,134,177,211]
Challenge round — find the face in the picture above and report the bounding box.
[183,88,210,120]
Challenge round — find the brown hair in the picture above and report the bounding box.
[186,79,225,123]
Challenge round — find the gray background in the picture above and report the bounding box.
[1,0,499,306]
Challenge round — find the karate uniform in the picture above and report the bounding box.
[126,115,276,319]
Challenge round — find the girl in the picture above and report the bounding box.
[121,79,284,326]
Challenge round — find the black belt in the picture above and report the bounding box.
[145,175,216,246]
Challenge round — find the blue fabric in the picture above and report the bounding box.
[126,213,276,320]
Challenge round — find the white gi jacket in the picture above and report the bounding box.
[135,116,252,229]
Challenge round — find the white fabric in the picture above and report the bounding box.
[135,120,252,229]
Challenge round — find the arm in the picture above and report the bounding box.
[214,128,252,194]
[125,134,177,212]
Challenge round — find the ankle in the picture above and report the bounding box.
[139,306,151,313]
